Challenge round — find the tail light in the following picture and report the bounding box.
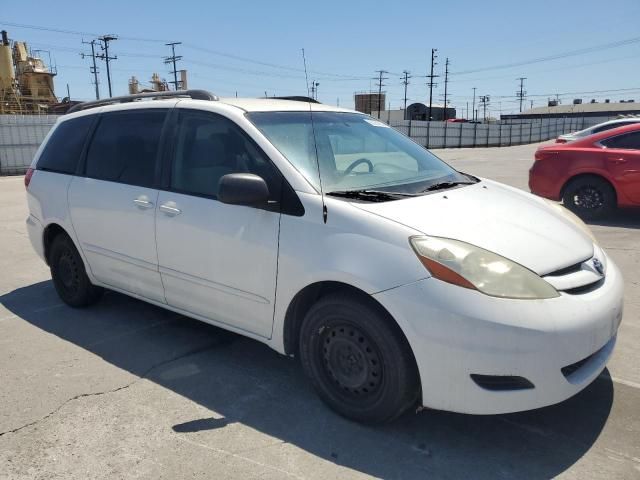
[534,150,558,161]
[24,167,34,189]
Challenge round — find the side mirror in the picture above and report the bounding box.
[218,173,269,206]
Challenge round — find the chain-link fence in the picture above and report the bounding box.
[0,114,59,175]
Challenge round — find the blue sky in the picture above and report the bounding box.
[2,0,640,115]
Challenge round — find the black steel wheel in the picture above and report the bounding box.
[299,292,420,424]
[562,176,616,220]
[49,234,104,308]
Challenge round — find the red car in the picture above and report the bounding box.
[529,123,640,219]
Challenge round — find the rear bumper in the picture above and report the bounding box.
[529,162,563,200]
[373,257,624,414]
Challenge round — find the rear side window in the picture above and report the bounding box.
[37,115,94,174]
[601,131,640,150]
[84,110,167,188]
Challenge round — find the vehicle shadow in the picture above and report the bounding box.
[585,208,640,229]
[0,281,615,480]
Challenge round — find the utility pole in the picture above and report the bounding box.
[400,70,411,117]
[426,49,439,121]
[310,81,319,100]
[96,35,117,97]
[442,58,450,121]
[164,42,183,91]
[530,100,534,110]
[81,39,100,100]
[471,87,477,122]
[516,77,527,113]
[374,70,388,119]
[479,95,490,122]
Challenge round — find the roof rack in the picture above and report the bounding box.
[272,96,321,104]
[67,89,218,114]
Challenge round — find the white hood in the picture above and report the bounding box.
[352,180,594,275]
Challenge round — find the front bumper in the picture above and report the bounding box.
[373,257,624,414]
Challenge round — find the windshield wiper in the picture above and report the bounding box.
[421,181,476,192]
[327,189,417,202]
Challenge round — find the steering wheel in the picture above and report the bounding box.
[343,158,374,175]
[372,162,413,173]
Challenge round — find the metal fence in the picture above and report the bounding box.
[390,116,604,149]
[0,113,625,175]
[0,114,59,175]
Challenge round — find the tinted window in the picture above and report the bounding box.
[593,122,633,134]
[85,110,166,187]
[37,115,94,174]
[171,110,282,200]
[601,131,640,150]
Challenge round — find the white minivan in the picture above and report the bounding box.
[25,90,623,423]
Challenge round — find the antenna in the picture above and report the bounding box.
[301,48,328,224]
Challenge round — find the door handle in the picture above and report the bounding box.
[606,156,627,164]
[133,196,154,209]
[159,202,182,216]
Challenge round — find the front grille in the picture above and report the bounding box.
[470,374,535,391]
[546,261,585,277]
[563,278,605,295]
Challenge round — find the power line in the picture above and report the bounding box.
[453,35,640,75]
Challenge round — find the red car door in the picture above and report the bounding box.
[600,131,640,204]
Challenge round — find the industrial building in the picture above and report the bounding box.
[370,102,457,123]
[0,30,59,114]
[354,92,386,115]
[501,100,640,121]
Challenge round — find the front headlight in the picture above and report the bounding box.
[543,199,598,244]
[410,236,559,300]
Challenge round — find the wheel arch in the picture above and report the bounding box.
[282,281,419,378]
[561,172,618,204]
[42,223,75,265]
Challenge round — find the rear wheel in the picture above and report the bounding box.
[562,176,616,220]
[299,293,420,424]
[49,234,103,307]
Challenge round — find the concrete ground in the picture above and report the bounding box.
[1,142,639,480]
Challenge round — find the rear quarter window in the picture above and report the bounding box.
[36,115,95,174]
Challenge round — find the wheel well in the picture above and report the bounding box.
[42,223,69,265]
[561,173,617,201]
[283,281,413,360]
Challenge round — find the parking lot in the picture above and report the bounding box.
[1,141,639,479]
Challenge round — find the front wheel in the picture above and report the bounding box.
[562,176,616,220]
[49,234,104,308]
[299,293,420,424]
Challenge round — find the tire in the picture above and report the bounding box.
[299,292,420,424]
[49,234,104,307]
[562,176,616,220]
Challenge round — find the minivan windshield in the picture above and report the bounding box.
[248,112,473,195]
